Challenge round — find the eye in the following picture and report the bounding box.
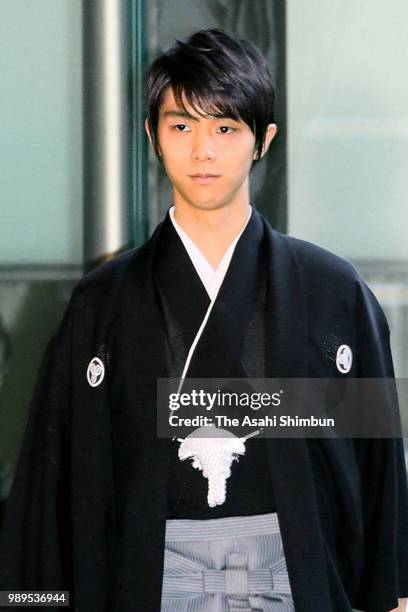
[173,124,191,132]
[217,126,236,134]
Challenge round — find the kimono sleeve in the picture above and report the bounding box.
[352,281,408,612]
[0,295,74,594]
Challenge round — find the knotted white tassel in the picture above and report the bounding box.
[178,425,246,507]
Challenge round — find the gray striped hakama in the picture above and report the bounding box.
[160,512,295,611]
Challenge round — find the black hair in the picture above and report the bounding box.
[143,28,276,168]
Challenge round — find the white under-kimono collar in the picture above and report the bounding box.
[169,204,253,301]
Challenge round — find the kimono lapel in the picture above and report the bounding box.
[154,209,276,523]
[154,207,267,380]
[154,212,211,364]
[186,208,266,379]
[263,227,308,379]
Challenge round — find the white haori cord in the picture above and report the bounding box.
[172,284,263,508]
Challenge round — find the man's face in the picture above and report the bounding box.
[145,87,262,212]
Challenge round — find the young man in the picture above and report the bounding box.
[0,27,407,612]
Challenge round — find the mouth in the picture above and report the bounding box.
[189,174,220,185]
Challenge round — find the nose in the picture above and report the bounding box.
[191,133,216,161]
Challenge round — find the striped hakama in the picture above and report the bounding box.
[160,512,295,611]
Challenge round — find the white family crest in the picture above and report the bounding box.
[87,357,105,387]
[336,344,353,374]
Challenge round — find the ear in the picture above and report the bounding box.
[253,123,278,159]
[144,118,153,147]
[145,117,162,157]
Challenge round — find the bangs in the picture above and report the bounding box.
[172,82,242,123]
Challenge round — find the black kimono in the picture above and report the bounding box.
[0,206,407,612]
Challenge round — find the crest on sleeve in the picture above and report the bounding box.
[336,344,353,374]
[324,332,353,374]
[87,357,105,387]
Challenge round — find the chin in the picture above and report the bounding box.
[188,200,227,212]
[185,192,231,211]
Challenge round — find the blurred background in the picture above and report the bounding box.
[0,0,407,542]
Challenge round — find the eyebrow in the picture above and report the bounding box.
[162,110,231,122]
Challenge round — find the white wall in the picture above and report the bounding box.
[0,0,82,265]
[287,1,408,260]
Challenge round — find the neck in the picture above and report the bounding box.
[173,198,251,270]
